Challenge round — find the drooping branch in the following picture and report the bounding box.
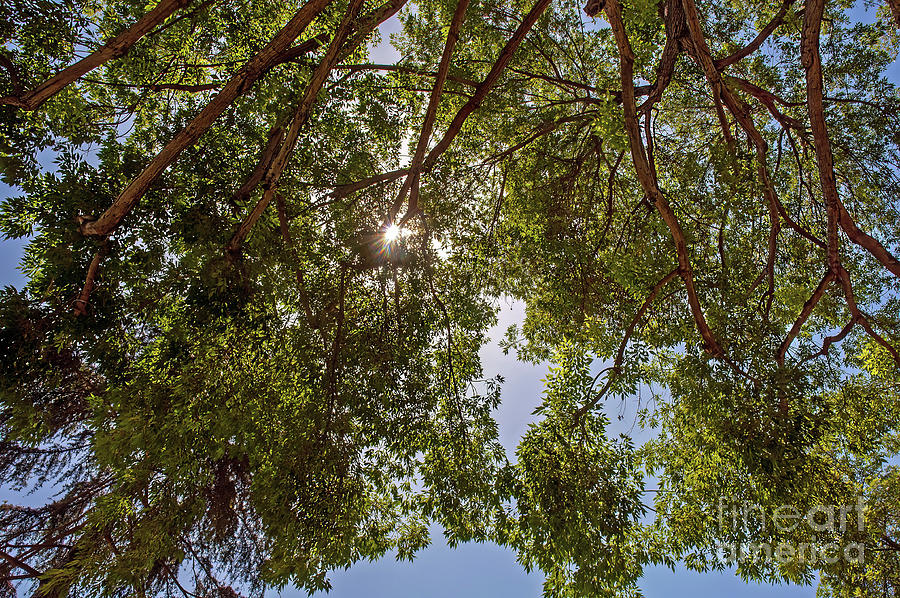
[605,0,724,357]
[574,268,679,420]
[773,192,826,249]
[802,316,856,363]
[82,78,223,93]
[679,0,834,331]
[782,265,900,365]
[0,548,42,579]
[727,75,804,130]
[79,0,333,238]
[1,0,194,110]
[680,0,738,146]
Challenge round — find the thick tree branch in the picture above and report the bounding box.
[80,0,333,238]
[332,168,408,198]
[1,0,194,110]
[800,0,842,273]
[231,127,285,203]
[0,548,42,578]
[638,0,686,113]
[227,0,367,252]
[606,0,724,357]
[390,0,473,222]
[836,201,900,278]
[889,0,900,28]
[0,52,22,96]
[836,266,900,365]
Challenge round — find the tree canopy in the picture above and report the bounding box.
[1,0,900,595]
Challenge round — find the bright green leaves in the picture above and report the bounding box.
[501,344,646,597]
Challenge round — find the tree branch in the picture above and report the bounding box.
[80,0,333,238]
[713,0,796,70]
[1,0,194,110]
[606,0,724,357]
[800,0,841,273]
[227,0,368,252]
[391,0,473,222]
[776,270,835,365]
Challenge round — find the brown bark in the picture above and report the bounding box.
[231,127,284,203]
[73,245,109,316]
[796,11,900,278]
[837,201,900,277]
[338,0,409,62]
[800,0,842,273]
[0,548,41,578]
[575,268,679,419]
[483,114,590,164]
[727,75,804,129]
[1,0,193,110]
[0,53,22,96]
[638,0,685,113]
[80,0,333,238]
[606,0,724,357]
[420,0,555,174]
[889,0,900,29]
[332,168,409,198]
[803,316,856,362]
[836,266,900,365]
[680,0,736,145]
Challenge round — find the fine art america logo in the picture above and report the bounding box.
[716,497,866,565]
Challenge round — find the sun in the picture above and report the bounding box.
[384,223,402,242]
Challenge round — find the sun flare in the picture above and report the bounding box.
[383,223,402,242]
